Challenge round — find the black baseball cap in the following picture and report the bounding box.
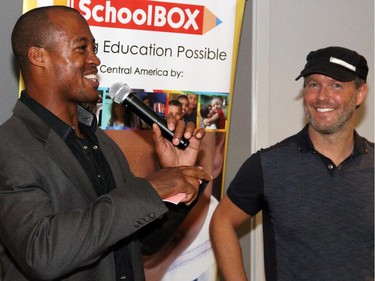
[295,46,368,82]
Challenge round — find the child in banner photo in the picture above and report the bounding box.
[168,99,184,122]
[184,92,198,126]
[200,104,217,129]
[199,95,228,130]
[177,94,189,123]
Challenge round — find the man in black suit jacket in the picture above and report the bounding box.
[0,6,211,281]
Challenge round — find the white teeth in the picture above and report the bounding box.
[317,107,334,112]
[84,74,97,81]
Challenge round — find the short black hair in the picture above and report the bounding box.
[11,6,80,73]
[169,99,182,108]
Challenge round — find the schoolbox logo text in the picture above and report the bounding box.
[71,0,222,35]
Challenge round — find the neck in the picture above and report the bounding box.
[308,124,355,166]
[28,90,82,137]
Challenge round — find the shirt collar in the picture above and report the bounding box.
[20,91,97,140]
[295,123,369,155]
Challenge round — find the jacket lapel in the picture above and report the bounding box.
[14,101,98,202]
[96,129,127,190]
[45,134,98,202]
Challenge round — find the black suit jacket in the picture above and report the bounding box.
[0,100,186,281]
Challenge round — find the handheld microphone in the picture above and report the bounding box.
[109,83,189,149]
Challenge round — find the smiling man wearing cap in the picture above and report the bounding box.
[210,46,373,281]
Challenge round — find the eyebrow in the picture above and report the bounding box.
[72,37,95,45]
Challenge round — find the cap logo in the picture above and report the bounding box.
[329,57,356,72]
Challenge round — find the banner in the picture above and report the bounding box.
[22,0,246,280]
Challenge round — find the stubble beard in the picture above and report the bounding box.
[304,92,358,135]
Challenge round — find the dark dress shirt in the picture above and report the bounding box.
[20,92,133,281]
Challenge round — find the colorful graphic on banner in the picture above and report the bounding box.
[22,0,245,280]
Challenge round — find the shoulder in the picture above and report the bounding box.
[259,133,299,155]
[0,101,51,146]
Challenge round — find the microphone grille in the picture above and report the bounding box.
[109,83,131,104]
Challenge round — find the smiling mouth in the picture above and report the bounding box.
[84,74,98,82]
[316,107,334,112]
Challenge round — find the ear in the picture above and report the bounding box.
[356,83,368,107]
[28,46,47,67]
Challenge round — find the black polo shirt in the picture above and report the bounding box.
[227,124,374,281]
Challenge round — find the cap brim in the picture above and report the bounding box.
[296,63,357,82]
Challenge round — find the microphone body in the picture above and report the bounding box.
[110,83,189,149]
